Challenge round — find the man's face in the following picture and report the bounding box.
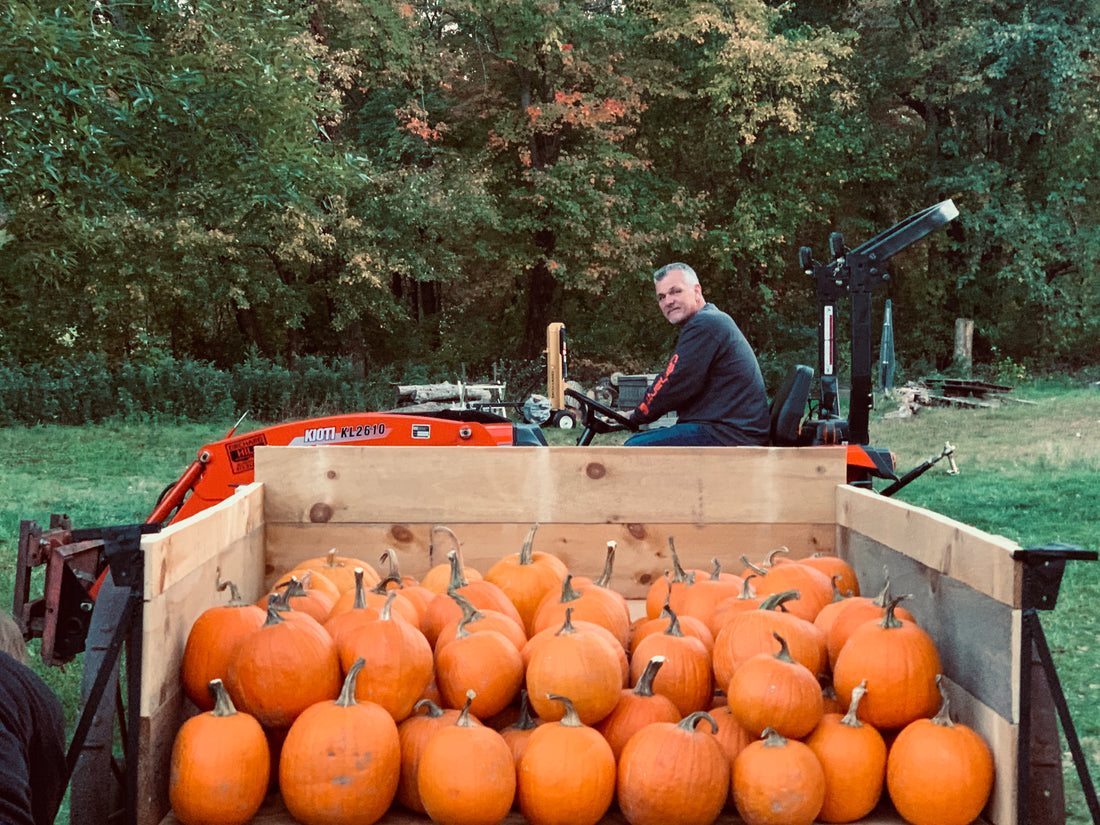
[655,269,705,324]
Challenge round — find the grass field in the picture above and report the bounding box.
[1,384,1098,823]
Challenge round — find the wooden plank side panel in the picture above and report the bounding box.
[254,445,848,527]
[836,485,1021,606]
[138,486,266,825]
[261,521,836,599]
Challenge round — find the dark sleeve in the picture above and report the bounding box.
[632,323,717,424]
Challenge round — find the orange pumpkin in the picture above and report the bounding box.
[434,590,527,656]
[629,609,713,716]
[435,606,525,719]
[483,524,568,636]
[832,598,942,731]
[522,617,629,688]
[279,658,401,825]
[677,557,745,629]
[886,675,994,825]
[418,690,517,825]
[743,550,833,623]
[532,573,631,650]
[595,655,680,760]
[516,694,616,825]
[631,599,715,659]
[794,552,860,598]
[727,632,824,740]
[617,711,729,825]
[395,699,470,814]
[337,592,434,723]
[292,547,381,593]
[500,690,542,775]
[169,679,270,825]
[421,550,524,646]
[420,525,483,593]
[322,568,381,651]
[707,574,764,637]
[825,575,916,669]
[180,579,265,712]
[732,727,826,825]
[708,703,753,775]
[803,680,887,823]
[643,536,710,619]
[225,603,342,730]
[526,608,623,725]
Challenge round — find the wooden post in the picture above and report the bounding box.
[954,318,974,377]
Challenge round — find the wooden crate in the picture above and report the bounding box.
[140,446,1028,825]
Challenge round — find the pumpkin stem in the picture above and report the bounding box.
[413,698,446,719]
[595,541,616,588]
[352,568,367,610]
[668,536,689,583]
[930,674,956,727]
[764,546,790,567]
[379,590,397,621]
[679,710,718,735]
[740,554,768,577]
[324,548,338,567]
[519,524,540,566]
[512,689,540,731]
[380,549,401,582]
[372,574,401,595]
[454,595,481,639]
[829,574,849,602]
[207,679,240,717]
[559,574,582,604]
[546,693,584,727]
[335,657,365,707]
[556,606,578,636]
[771,632,795,664]
[446,549,470,591]
[871,574,895,608]
[284,575,308,599]
[664,606,685,637]
[759,590,801,612]
[456,690,478,727]
[633,656,666,697]
[449,588,481,623]
[877,595,910,630]
[819,673,840,706]
[709,558,722,582]
[214,574,245,605]
[264,599,287,624]
[431,525,462,570]
[760,727,788,748]
[841,679,868,728]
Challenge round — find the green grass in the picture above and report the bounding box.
[2,389,1098,821]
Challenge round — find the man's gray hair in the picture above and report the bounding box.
[653,262,699,286]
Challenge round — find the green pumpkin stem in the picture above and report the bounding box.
[930,674,956,727]
[759,590,802,612]
[447,549,470,590]
[547,693,584,727]
[679,710,718,735]
[336,657,365,707]
[512,689,540,731]
[413,698,446,719]
[519,524,540,566]
[771,632,795,664]
[664,606,685,637]
[878,596,910,630]
[633,656,666,697]
[559,574,583,603]
[214,575,245,605]
[207,679,239,716]
[556,606,577,636]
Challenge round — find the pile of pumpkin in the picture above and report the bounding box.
[171,526,994,825]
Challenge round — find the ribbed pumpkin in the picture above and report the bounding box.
[707,575,764,637]
[643,536,709,619]
[677,558,745,630]
[712,591,827,688]
[337,591,434,723]
[802,680,887,823]
[434,590,527,655]
[420,525,483,593]
[732,727,826,825]
[421,550,524,646]
[595,656,680,759]
[526,608,623,725]
[322,568,381,651]
[727,632,824,740]
[523,617,629,688]
[225,603,342,729]
[292,547,381,593]
[617,711,729,825]
[629,609,713,716]
[169,679,270,825]
[794,552,860,598]
[886,675,994,825]
[742,551,832,623]
[180,579,266,712]
[279,658,401,825]
[483,524,568,635]
[435,606,525,719]
[630,598,715,659]
[395,699,471,814]
[832,598,941,731]
[825,576,916,669]
[517,694,616,825]
[532,573,631,650]
[418,690,517,825]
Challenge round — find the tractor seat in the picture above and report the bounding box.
[769,365,814,446]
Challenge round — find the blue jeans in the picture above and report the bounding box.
[624,422,727,447]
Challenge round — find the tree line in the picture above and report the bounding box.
[2,0,1097,390]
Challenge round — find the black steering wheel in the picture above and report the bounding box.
[564,387,638,445]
